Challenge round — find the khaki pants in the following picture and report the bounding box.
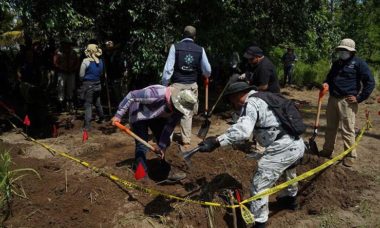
[171,82,198,144]
[323,96,358,157]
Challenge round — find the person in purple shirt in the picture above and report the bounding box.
[112,85,197,181]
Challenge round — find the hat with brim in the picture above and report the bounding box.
[224,81,257,97]
[335,38,356,52]
[170,88,197,116]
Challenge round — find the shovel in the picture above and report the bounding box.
[308,84,329,154]
[182,146,201,165]
[197,78,232,139]
[197,78,210,139]
[114,122,162,157]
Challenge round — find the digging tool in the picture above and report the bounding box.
[114,122,162,157]
[182,146,201,165]
[0,100,23,123]
[197,78,210,139]
[197,78,232,139]
[308,84,329,154]
[115,122,187,184]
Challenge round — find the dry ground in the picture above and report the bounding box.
[0,87,379,227]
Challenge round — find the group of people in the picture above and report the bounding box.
[0,36,130,134]
[109,25,375,228]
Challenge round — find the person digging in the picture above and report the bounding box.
[193,81,305,228]
[111,85,197,182]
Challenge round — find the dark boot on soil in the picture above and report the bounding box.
[167,169,186,182]
[96,117,105,124]
[276,195,298,210]
[253,222,266,228]
[319,150,333,158]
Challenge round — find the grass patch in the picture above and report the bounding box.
[357,199,372,219]
[318,208,343,228]
[0,147,40,223]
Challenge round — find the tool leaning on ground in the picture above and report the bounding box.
[197,77,233,139]
[197,77,210,139]
[308,84,329,154]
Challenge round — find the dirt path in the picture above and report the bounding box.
[0,87,379,227]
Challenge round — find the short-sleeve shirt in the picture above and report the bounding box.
[246,57,280,93]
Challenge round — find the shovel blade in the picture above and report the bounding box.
[182,146,201,161]
[197,119,211,139]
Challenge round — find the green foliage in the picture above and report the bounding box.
[1,0,379,85]
[0,148,40,220]
[292,60,330,86]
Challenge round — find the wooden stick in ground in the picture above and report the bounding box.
[228,191,238,228]
[104,72,112,116]
[65,169,68,192]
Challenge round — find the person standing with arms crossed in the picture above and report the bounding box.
[162,25,212,149]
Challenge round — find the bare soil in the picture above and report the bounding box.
[1,87,379,228]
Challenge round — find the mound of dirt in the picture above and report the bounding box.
[1,87,379,227]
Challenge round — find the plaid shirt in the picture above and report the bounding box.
[115,85,181,149]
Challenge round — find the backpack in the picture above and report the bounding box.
[250,92,306,138]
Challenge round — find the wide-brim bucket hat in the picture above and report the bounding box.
[170,88,197,116]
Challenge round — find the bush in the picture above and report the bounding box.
[292,60,330,86]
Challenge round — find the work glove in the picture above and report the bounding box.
[198,136,220,152]
[154,146,165,160]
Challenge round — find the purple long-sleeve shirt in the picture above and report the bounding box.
[115,85,182,149]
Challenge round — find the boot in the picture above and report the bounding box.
[167,169,186,182]
[253,222,266,228]
[319,150,333,158]
[276,195,298,210]
[343,157,355,167]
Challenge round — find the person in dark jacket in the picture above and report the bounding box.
[281,47,297,86]
[320,38,375,167]
[161,25,211,149]
[239,46,280,93]
[79,44,105,130]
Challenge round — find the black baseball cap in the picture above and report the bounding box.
[243,46,264,59]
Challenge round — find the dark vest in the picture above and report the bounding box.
[172,40,202,84]
[84,59,104,81]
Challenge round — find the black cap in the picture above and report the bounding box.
[243,46,264,59]
[224,81,257,97]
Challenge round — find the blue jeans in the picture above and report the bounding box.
[131,118,167,172]
[283,65,294,85]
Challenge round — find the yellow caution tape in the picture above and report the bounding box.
[240,123,368,205]
[240,204,255,224]
[7,118,372,213]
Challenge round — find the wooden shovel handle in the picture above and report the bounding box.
[315,84,329,128]
[114,122,156,151]
[204,77,209,114]
[315,98,323,129]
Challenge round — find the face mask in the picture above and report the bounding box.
[338,50,351,60]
